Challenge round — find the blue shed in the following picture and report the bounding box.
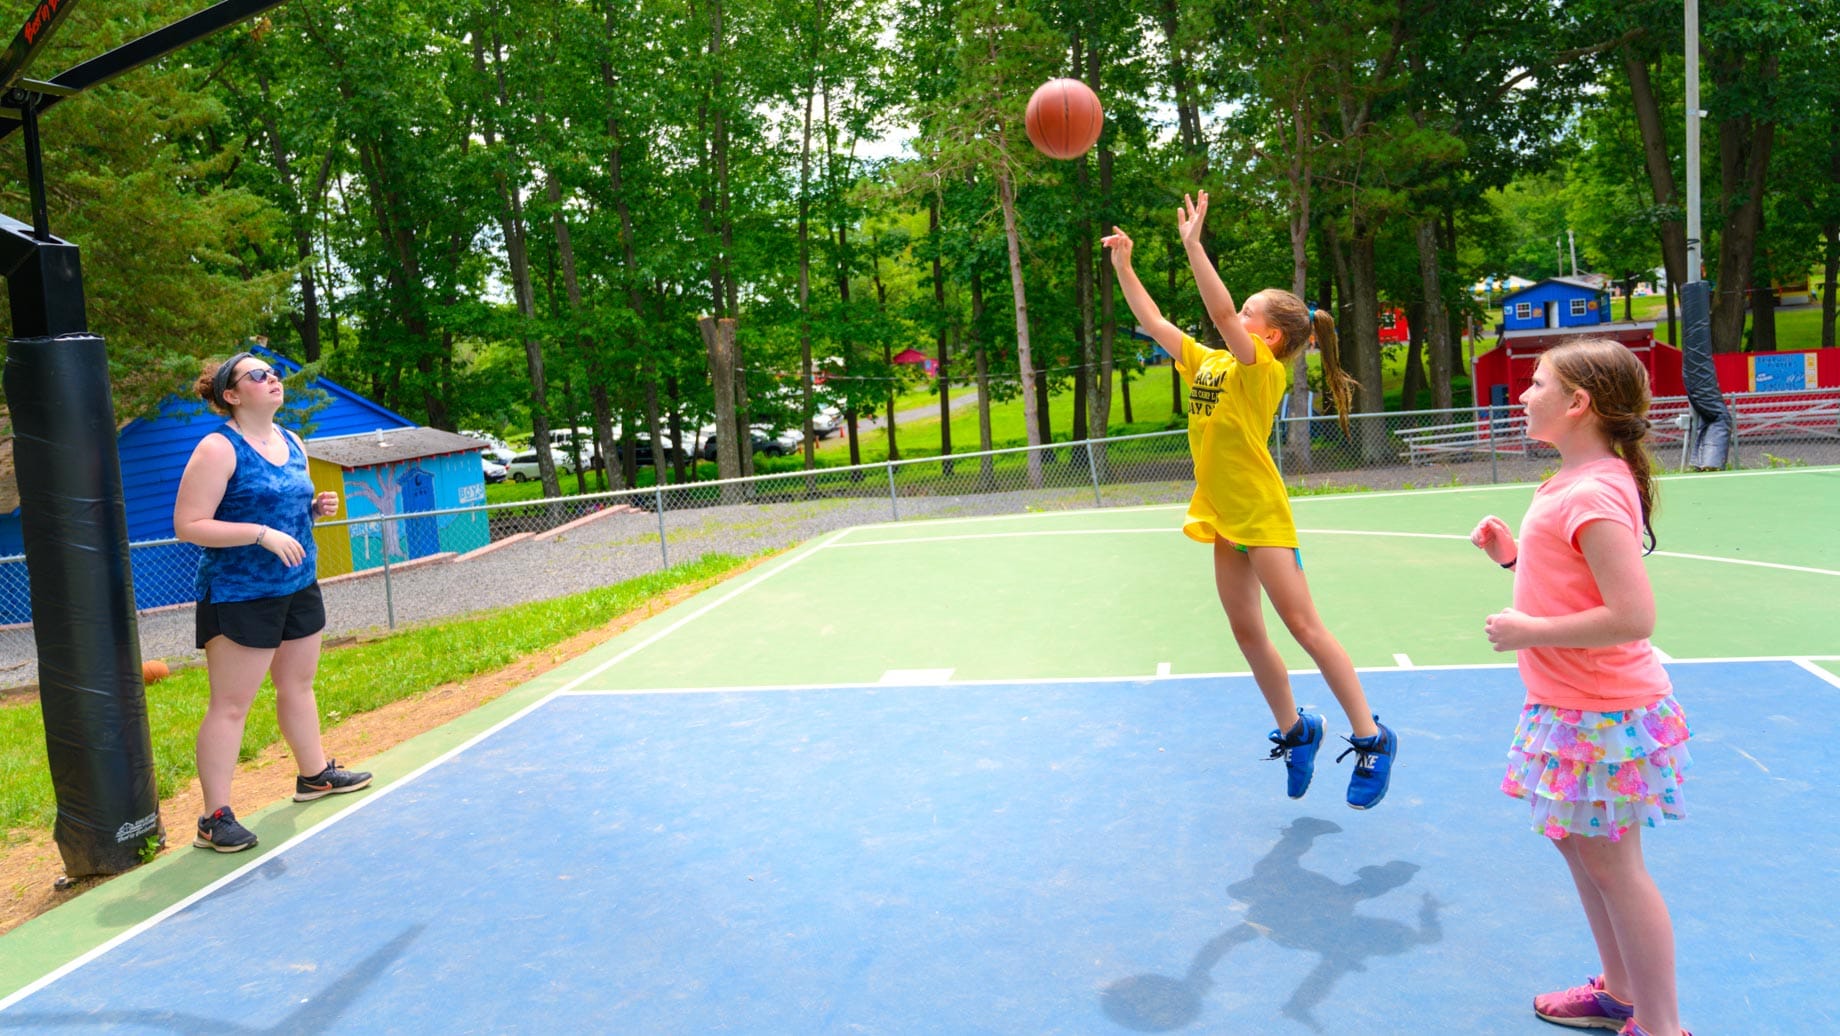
[0,346,415,623]
[1500,276,1612,332]
[304,427,490,576]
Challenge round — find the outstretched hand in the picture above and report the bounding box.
[1100,226,1134,269]
[1177,191,1209,250]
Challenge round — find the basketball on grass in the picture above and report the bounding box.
[142,660,169,684]
[1025,78,1103,160]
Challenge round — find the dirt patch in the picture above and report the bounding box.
[0,566,754,938]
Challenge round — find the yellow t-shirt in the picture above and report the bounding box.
[1176,333,1297,547]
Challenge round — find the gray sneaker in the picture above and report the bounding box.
[194,806,257,853]
[294,759,373,802]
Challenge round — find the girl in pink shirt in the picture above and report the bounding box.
[1470,339,1691,1036]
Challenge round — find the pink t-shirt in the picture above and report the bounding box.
[1511,457,1671,711]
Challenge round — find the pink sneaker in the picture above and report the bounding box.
[1619,1022,1692,1036]
[1534,975,1634,1029]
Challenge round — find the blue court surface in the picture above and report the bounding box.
[1,660,1833,1033]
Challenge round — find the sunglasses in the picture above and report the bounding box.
[232,367,278,387]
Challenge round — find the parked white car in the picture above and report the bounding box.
[505,449,577,481]
[810,406,843,439]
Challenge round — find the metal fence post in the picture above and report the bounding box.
[654,484,669,568]
[887,462,900,521]
[381,532,396,630]
[1086,438,1102,507]
[1273,408,1284,479]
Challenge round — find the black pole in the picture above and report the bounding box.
[15,91,49,239]
[2,141,161,878]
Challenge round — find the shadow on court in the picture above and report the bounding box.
[0,924,424,1032]
[1102,817,1442,1032]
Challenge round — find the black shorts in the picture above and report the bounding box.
[195,583,326,650]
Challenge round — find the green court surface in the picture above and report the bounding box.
[571,466,1838,692]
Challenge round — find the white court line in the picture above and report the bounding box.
[1793,658,1840,690]
[1393,654,1414,668]
[564,660,1529,696]
[1649,550,1840,578]
[1156,662,1172,677]
[825,523,1840,580]
[1652,645,1674,663]
[549,529,847,695]
[0,682,573,1013]
[880,668,955,684]
[830,527,1175,547]
[560,653,1839,697]
[1729,746,1773,774]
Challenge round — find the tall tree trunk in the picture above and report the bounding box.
[1283,92,1313,473]
[1622,46,1690,294]
[1401,301,1427,410]
[799,69,817,468]
[547,174,626,492]
[1083,41,1115,458]
[699,317,742,500]
[873,249,898,461]
[603,26,646,490]
[838,223,858,472]
[1415,219,1452,410]
[970,268,994,487]
[932,189,953,473]
[474,31,556,496]
[1708,47,1777,353]
[996,168,1042,486]
[1823,224,1838,349]
[1750,261,1778,352]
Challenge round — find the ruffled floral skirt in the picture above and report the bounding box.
[1502,695,1691,842]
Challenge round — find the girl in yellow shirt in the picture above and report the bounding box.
[1102,192,1396,809]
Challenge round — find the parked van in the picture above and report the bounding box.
[546,426,596,452]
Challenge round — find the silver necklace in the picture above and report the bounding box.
[232,420,276,448]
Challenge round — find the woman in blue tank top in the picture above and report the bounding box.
[173,352,372,852]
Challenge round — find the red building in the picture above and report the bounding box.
[1474,322,1840,412]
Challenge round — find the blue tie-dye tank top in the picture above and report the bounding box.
[195,426,318,603]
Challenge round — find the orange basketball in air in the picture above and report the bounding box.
[1025,78,1103,160]
[142,660,169,684]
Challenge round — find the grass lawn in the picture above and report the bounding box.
[0,553,749,835]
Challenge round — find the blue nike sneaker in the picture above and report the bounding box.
[1338,718,1397,810]
[1267,710,1326,798]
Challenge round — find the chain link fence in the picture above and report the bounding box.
[2,388,1833,689]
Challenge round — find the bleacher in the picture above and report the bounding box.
[1395,388,1839,466]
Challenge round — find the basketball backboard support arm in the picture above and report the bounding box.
[1,0,289,141]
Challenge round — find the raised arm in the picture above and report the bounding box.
[1101,227,1187,360]
[1178,192,1257,366]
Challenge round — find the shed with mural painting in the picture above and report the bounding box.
[305,428,489,576]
